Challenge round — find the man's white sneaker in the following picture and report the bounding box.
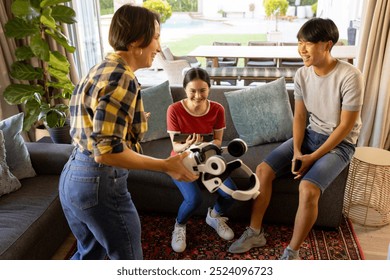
[228,227,266,253]
[171,222,186,253]
[206,208,234,241]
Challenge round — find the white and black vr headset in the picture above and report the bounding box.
[183,139,260,201]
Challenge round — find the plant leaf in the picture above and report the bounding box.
[51,5,77,24]
[48,81,74,99]
[15,46,34,61]
[41,7,57,30]
[31,34,50,61]
[49,51,69,73]
[12,0,41,19]
[55,104,69,111]
[48,66,70,83]
[30,0,41,10]
[40,0,72,8]
[4,18,38,39]
[45,29,76,53]
[3,84,44,105]
[11,0,31,17]
[45,110,67,128]
[10,61,44,80]
[23,98,41,131]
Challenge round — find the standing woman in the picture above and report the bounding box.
[59,5,197,260]
[167,68,237,253]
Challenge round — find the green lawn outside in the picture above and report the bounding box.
[163,33,268,67]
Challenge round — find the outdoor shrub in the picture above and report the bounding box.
[143,0,172,23]
[263,0,289,17]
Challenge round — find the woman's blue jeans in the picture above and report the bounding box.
[59,148,142,260]
[173,177,237,224]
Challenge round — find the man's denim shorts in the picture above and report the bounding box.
[264,129,355,192]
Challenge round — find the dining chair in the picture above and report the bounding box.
[161,46,201,68]
[153,52,191,85]
[206,41,242,68]
[279,42,304,67]
[244,41,278,67]
[243,41,279,86]
[279,41,346,67]
[206,42,241,85]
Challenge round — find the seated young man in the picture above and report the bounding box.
[228,18,364,260]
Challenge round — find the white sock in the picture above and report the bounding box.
[175,220,185,227]
[287,245,299,255]
[249,227,261,235]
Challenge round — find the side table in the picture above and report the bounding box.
[343,147,390,226]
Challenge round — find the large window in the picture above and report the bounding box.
[70,0,364,77]
[69,0,104,77]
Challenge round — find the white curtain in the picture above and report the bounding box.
[357,0,390,150]
[70,0,103,77]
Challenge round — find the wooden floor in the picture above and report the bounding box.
[351,221,390,260]
[52,220,390,260]
[52,233,75,260]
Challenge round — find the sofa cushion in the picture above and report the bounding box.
[224,77,293,146]
[26,142,74,175]
[0,113,36,180]
[0,175,69,258]
[141,80,172,142]
[0,130,21,197]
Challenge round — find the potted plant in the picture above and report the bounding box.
[263,0,289,41]
[3,0,76,143]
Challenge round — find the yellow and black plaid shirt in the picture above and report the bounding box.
[69,53,147,156]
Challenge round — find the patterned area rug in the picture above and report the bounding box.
[140,214,364,260]
[65,214,364,260]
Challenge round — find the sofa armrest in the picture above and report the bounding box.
[25,142,74,175]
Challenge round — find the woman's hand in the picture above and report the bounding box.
[172,133,212,154]
[185,133,203,146]
[165,151,199,182]
[144,112,151,120]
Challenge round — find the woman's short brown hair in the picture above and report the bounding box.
[108,4,160,51]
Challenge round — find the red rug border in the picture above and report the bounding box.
[345,217,365,260]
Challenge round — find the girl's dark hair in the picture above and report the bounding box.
[297,18,339,46]
[108,5,160,51]
[183,68,211,88]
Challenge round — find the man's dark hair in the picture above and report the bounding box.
[109,4,160,51]
[183,68,211,89]
[297,18,339,47]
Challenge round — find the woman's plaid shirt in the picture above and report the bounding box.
[69,53,147,156]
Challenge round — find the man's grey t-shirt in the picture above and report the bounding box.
[294,60,364,144]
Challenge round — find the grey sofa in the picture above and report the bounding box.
[0,83,348,260]
[0,142,73,259]
[128,84,349,228]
